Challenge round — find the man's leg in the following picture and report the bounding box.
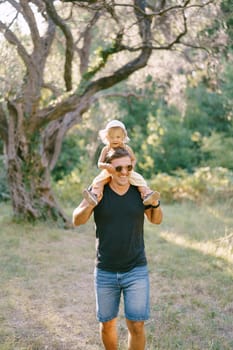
[126,319,146,350]
[100,317,118,350]
[94,268,120,349]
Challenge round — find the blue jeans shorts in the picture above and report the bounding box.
[94,265,150,323]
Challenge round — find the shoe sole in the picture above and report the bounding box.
[143,191,160,205]
[83,189,98,206]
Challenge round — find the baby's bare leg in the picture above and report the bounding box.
[83,178,111,206]
[138,186,153,199]
[92,177,111,200]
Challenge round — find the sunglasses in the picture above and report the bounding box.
[114,165,133,172]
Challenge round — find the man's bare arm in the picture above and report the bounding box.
[145,203,163,224]
[72,199,94,226]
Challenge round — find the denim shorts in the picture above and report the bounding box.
[94,265,150,322]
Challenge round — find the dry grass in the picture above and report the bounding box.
[145,200,233,350]
[0,200,232,350]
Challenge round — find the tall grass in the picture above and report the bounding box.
[0,199,232,350]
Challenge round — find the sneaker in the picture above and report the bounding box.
[143,191,160,206]
[83,189,98,206]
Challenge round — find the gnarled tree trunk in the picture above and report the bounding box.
[5,100,69,223]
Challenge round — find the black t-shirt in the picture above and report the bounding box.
[93,184,147,272]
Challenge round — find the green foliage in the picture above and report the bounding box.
[184,84,229,135]
[53,170,83,205]
[55,155,233,208]
[150,167,233,204]
[201,132,233,169]
[52,132,88,181]
[221,0,233,48]
[53,157,99,205]
[151,114,202,174]
[221,59,233,118]
[119,79,159,136]
[54,54,233,181]
[202,0,233,53]
[0,156,10,202]
[0,138,3,154]
[116,82,203,175]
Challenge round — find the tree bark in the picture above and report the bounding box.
[5,99,71,224]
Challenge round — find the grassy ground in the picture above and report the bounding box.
[0,200,232,350]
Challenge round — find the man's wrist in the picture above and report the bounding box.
[151,200,160,208]
[144,200,160,209]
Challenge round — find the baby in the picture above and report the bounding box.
[83,119,160,206]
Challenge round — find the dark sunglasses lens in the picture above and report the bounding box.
[115,166,122,172]
[115,165,133,172]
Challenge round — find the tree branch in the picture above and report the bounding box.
[90,91,144,104]
[82,0,153,97]
[19,0,41,48]
[44,0,74,91]
[30,0,152,126]
[0,20,32,68]
[34,44,152,128]
[74,11,101,75]
[42,111,82,170]
[90,48,151,89]
[79,28,125,82]
[141,0,215,17]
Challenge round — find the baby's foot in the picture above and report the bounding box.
[83,189,98,206]
[143,191,160,206]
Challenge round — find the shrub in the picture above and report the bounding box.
[150,167,233,204]
[53,159,99,205]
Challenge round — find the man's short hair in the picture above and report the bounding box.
[105,147,131,163]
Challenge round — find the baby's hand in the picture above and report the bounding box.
[105,163,115,174]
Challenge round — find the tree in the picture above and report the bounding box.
[0,0,216,225]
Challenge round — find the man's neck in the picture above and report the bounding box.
[109,181,130,195]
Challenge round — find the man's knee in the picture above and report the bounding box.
[126,320,145,336]
[100,318,117,332]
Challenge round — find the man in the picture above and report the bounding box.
[73,147,163,350]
